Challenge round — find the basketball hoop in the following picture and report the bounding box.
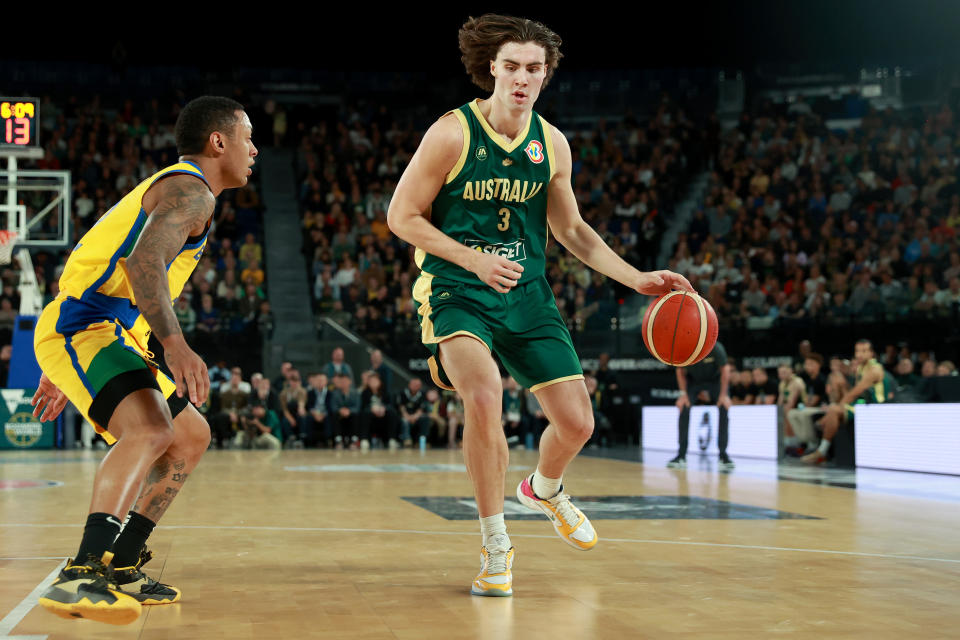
[0,230,15,265]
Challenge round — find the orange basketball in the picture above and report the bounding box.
[642,291,718,366]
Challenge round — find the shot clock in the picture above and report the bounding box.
[1,98,39,149]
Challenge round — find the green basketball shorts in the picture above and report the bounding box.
[412,273,583,392]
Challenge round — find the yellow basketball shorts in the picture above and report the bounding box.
[34,296,188,444]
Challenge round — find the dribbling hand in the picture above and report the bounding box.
[635,270,695,296]
[31,373,68,422]
[470,252,523,293]
[163,336,209,406]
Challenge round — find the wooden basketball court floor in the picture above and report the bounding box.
[1,447,958,639]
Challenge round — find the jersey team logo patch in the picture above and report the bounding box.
[476,146,488,161]
[524,140,544,164]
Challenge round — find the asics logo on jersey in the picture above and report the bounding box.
[525,140,544,164]
[465,238,527,261]
[193,250,203,261]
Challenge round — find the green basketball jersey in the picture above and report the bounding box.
[416,99,557,285]
[856,358,888,403]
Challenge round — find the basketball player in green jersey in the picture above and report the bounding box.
[802,339,891,464]
[388,14,693,596]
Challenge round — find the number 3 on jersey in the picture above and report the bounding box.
[498,207,510,231]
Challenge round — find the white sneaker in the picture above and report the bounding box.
[516,475,598,551]
[388,438,399,451]
[360,439,370,451]
[471,533,514,597]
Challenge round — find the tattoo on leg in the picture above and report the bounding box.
[135,458,190,520]
[146,457,170,485]
[172,460,187,482]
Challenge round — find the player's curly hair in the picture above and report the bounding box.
[458,14,563,92]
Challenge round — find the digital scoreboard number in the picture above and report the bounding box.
[1,98,39,149]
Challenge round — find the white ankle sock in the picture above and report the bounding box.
[532,468,562,499]
[479,513,507,545]
[784,436,799,447]
[817,439,831,454]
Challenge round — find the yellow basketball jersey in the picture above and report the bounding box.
[56,161,211,348]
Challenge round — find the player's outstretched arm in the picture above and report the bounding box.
[388,114,523,293]
[127,174,216,405]
[544,125,693,296]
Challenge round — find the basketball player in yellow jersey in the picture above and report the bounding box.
[29,96,257,624]
[388,14,692,596]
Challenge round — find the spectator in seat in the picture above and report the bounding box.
[238,233,262,269]
[240,259,265,287]
[331,373,363,449]
[368,349,392,397]
[306,373,331,447]
[730,369,752,404]
[279,371,309,445]
[323,346,355,383]
[250,376,282,418]
[750,368,778,404]
[424,388,447,446]
[273,362,294,393]
[936,361,957,376]
[213,367,250,448]
[360,372,397,449]
[397,377,430,447]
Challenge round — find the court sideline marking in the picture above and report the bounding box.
[0,559,64,640]
[1,524,958,565]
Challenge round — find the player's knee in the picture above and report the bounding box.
[460,387,501,423]
[123,421,176,455]
[558,411,594,444]
[178,414,211,457]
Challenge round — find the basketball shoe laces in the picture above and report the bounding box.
[485,534,511,574]
[549,492,581,528]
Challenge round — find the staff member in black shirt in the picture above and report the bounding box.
[667,341,734,470]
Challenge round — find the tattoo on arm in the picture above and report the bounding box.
[127,176,215,341]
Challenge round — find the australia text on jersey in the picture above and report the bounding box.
[462,178,545,203]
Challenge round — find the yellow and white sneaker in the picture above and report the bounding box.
[516,475,598,551]
[471,533,514,597]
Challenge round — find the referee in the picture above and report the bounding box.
[666,341,735,470]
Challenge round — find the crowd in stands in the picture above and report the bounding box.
[676,99,960,328]
[295,99,705,344]
[0,94,273,383]
[200,346,624,450]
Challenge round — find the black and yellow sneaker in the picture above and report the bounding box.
[37,551,141,625]
[114,547,181,605]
